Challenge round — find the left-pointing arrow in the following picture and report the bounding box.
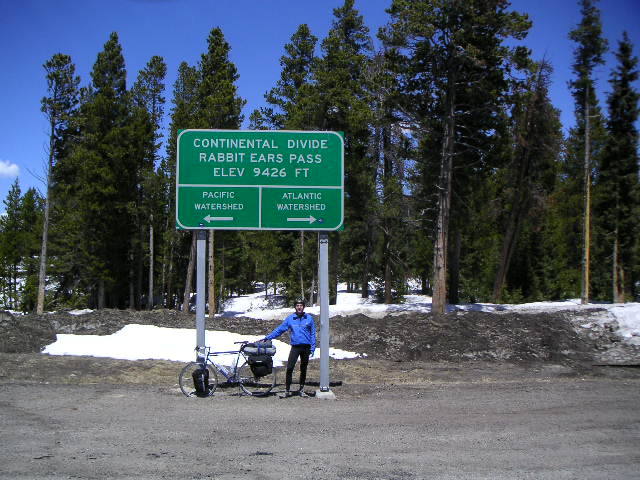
[204,215,234,222]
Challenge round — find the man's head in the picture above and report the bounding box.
[294,298,305,314]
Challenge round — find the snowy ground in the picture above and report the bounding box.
[42,286,640,364]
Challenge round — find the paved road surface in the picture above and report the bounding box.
[1,378,639,479]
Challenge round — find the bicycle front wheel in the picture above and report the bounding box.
[238,362,276,396]
[178,362,218,397]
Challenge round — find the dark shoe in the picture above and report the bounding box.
[298,390,309,398]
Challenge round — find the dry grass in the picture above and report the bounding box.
[0,353,604,394]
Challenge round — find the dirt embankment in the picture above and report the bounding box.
[330,309,622,363]
[0,306,626,362]
[2,307,640,387]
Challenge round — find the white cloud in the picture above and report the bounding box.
[0,159,20,178]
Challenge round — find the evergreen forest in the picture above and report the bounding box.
[1,0,638,313]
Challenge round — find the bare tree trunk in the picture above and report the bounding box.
[382,121,392,304]
[129,251,135,309]
[361,232,372,299]
[218,238,225,312]
[148,215,154,310]
[383,126,392,305]
[309,275,316,306]
[208,230,215,315]
[492,65,550,303]
[581,89,591,305]
[137,227,144,309]
[364,124,386,300]
[36,205,49,314]
[98,279,105,310]
[613,234,625,303]
[492,159,531,303]
[36,128,55,315]
[166,233,175,309]
[161,207,173,308]
[432,78,455,314]
[421,275,428,295]
[10,266,17,310]
[448,228,461,305]
[384,234,392,304]
[182,232,197,313]
[493,212,521,303]
[160,238,166,308]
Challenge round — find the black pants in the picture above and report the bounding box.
[286,344,311,391]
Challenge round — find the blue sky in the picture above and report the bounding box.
[1,0,638,212]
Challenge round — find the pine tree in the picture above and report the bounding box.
[58,32,135,308]
[248,24,320,304]
[38,53,80,313]
[197,27,245,129]
[0,182,43,310]
[196,27,246,311]
[310,0,376,303]
[368,52,412,303]
[132,56,167,145]
[0,181,23,309]
[18,188,44,312]
[252,24,318,130]
[163,62,200,309]
[131,55,167,309]
[567,0,608,303]
[596,32,639,302]
[492,60,563,302]
[381,0,531,312]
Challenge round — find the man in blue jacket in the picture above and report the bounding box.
[264,298,316,398]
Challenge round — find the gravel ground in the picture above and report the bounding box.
[2,308,640,478]
[2,377,639,479]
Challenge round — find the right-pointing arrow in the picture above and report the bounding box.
[287,215,317,224]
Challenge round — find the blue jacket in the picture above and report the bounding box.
[265,313,316,355]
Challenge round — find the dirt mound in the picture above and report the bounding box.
[330,310,617,363]
[0,307,627,365]
[0,310,56,354]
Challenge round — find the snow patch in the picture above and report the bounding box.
[42,284,640,361]
[43,324,365,364]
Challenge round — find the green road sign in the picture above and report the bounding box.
[176,130,344,230]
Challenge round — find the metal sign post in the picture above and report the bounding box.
[195,230,206,359]
[316,231,335,398]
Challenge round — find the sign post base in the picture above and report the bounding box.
[315,389,336,400]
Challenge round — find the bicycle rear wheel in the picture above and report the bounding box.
[179,362,218,397]
[238,361,276,396]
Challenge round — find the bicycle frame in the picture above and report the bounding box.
[196,343,248,383]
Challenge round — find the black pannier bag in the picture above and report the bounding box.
[192,366,209,397]
[248,355,273,377]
